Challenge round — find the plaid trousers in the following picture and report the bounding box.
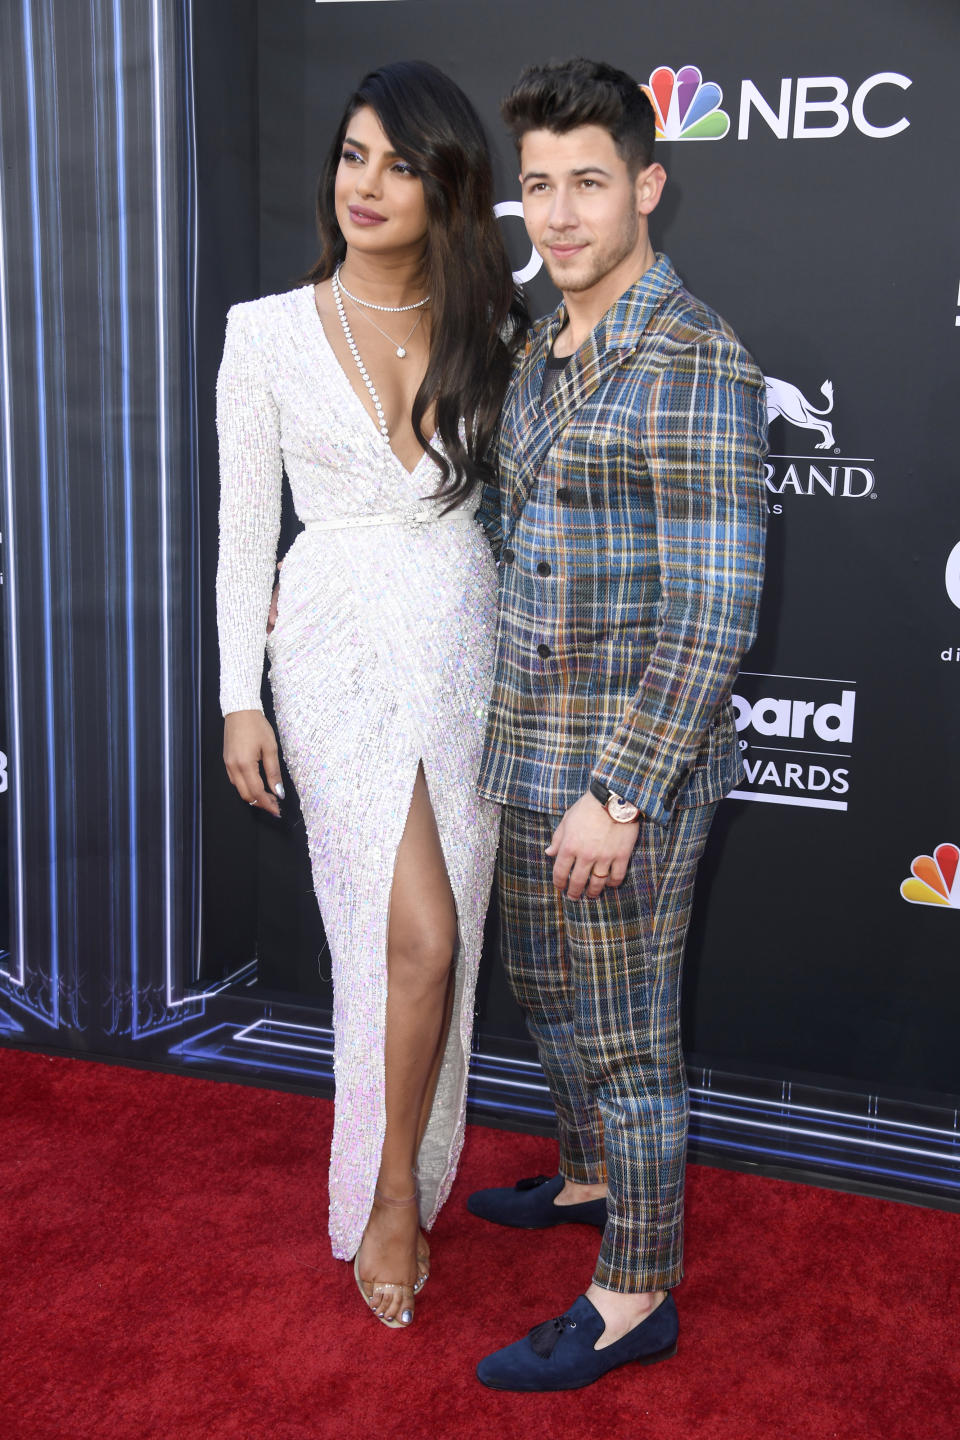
[497,800,718,1292]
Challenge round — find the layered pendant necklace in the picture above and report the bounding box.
[331,265,430,445]
[355,305,424,359]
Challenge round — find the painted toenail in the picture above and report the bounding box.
[401,1310,413,1324]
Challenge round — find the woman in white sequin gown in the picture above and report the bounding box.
[216,63,524,1327]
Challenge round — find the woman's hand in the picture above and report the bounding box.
[223,710,284,817]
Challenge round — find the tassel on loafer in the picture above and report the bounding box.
[476,1292,679,1392]
[466,1173,607,1230]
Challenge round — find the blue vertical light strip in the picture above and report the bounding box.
[41,0,79,1023]
[156,0,265,1018]
[184,0,202,989]
[0,60,26,992]
[111,0,139,1033]
[149,0,175,1016]
[90,0,122,1033]
[22,0,60,1024]
[164,0,213,1010]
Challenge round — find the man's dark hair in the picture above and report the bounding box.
[501,58,655,175]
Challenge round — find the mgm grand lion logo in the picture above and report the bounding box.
[764,376,835,451]
[762,375,873,499]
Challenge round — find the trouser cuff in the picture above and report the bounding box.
[592,1255,683,1294]
[558,1157,607,1185]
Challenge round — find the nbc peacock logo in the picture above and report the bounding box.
[900,843,960,909]
[642,65,731,141]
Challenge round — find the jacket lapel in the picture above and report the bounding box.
[502,255,683,538]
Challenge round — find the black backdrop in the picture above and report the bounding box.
[1,0,958,1205]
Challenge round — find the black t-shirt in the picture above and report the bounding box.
[539,344,573,406]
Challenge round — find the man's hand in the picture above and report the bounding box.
[223,710,283,817]
[546,792,641,900]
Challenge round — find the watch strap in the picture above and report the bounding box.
[589,778,611,807]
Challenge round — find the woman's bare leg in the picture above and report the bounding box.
[416,967,456,1156]
[412,964,456,1280]
[355,765,456,1324]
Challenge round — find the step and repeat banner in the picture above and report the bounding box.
[0,0,958,1201]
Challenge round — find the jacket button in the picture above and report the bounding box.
[537,643,552,659]
[502,547,516,563]
[536,561,551,576]
[556,486,571,502]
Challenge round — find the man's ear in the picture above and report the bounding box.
[636,162,667,217]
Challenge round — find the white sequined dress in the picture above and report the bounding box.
[215,286,499,1259]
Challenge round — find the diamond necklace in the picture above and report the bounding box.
[331,267,392,445]
[351,301,424,359]
[335,263,430,313]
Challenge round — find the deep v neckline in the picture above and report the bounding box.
[306,285,434,481]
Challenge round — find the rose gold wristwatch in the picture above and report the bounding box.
[589,779,640,824]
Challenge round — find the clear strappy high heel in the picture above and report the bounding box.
[353,1186,425,1329]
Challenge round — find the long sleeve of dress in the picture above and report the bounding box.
[216,304,283,715]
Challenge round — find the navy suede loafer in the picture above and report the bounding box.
[466,1173,607,1230]
[476,1292,678,1392]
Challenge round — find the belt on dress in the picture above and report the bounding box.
[303,504,474,534]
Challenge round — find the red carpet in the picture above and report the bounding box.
[0,1046,957,1440]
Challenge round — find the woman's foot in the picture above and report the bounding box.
[355,1188,421,1326]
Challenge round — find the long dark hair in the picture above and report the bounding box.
[306,60,527,505]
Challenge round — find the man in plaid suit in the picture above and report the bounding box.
[470,60,768,1391]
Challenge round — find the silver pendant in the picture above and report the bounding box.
[396,347,406,359]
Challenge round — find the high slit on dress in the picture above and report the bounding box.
[215,287,499,1259]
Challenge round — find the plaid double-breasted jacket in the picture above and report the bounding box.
[476,254,768,825]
